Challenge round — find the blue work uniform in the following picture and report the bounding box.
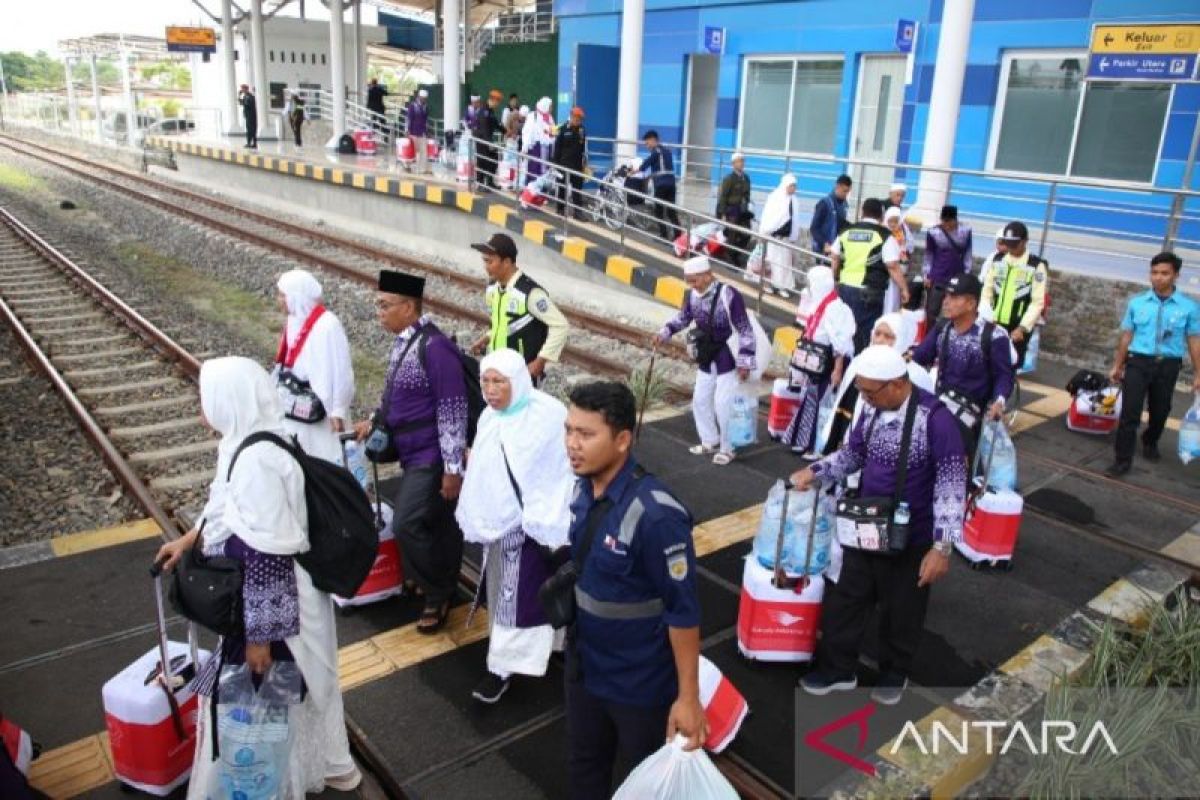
[565,456,700,799]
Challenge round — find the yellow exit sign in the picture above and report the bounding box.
[1091,24,1200,54]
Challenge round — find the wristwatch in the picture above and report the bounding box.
[932,540,952,556]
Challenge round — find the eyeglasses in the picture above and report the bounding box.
[856,380,892,399]
[375,299,404,311]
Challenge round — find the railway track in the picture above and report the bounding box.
[0,134,696,402]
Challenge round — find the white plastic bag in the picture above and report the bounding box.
[813,390,836,455]
[745,242,764,281]
[207,662,303,800]
[727,383,758,448]
[1180,393,1200,465]
[613,735,738,800]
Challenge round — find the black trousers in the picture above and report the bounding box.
[816,542,932,678]
[652,184,681,242]
[244,116,257,147]
[557,171,584,216]
[565,643,670,800]
[1115,354,1182,464]
[838,284,884,354]
[290,118,303,146]
[390,465,464,607]
[924,283,946,326]
[475,142,498,188]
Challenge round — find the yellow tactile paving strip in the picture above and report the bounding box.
[28,733,114,798]
[49,518,160,557]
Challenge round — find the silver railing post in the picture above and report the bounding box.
[1038,181,1057,258]
[1163,193,1184,250]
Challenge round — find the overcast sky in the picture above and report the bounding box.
[1,0,378,56]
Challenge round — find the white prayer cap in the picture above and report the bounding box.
[519,105,530,115]
[883,205,903,221]
[855,345,908,381]
[683,255,712,276]
[732,151,745,162]
[418,89,428,97]
[470,94,481,101]
[889,183,907,194]
[779,173,797,189]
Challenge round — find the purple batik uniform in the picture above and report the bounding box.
[923,225,973,287]
[659,283,756,374]
[812,388,966,546]
[406,101,429,137]
[911,318,1015,409]
[382,315,468,474]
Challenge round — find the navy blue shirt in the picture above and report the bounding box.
[570,457,700,707]
[809,191,848,253]
[639,146,677,191]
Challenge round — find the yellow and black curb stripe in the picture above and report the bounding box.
[825,524,1199,798]
[152,138,805,336]
[0,519,161,570]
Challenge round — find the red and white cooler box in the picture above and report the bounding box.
[737,557,824,662]
[352,129,377,155]
[455,143,475,183]
[336,502,403,608]
[103,641,207,795]
[1067,388,1121,434]
[767,379,801,441]
[395,137,440,167]
[1,715,34,778]
[957,488,1023,563]
[698,656,748,754]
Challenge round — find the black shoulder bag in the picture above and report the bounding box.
[364,330,427,463]
[164,519,244,638]
[833,398,919,555]
[685,286,726,369]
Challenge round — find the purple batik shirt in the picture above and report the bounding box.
[812,388,966,545]
[382,315,468,474]
[659,282,756,374]
[923,224,974,287]
[911,317,1015,409]
[407,101,429,137]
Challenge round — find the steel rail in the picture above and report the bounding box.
[1020,449,1200,516]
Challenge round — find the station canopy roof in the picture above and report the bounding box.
[58,33,182,62]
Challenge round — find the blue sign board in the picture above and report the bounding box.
[704,26,725,55]
[1086,53,1198,81]
[895,19,916,54]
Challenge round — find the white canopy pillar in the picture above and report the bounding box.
[89,55,103,139]
[352,0,366,101]
[328,0,348,144]
[249,0,270,138]
[63,57,79,135]
[120,50,136,145]
[913,0,975,221]
[615,0,644,163]
[443,0,461,132]
[221,0,240,133]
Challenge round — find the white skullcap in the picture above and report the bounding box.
[418,89,428,97]
[683,255,712,275]
[780,173,797,188]
[732,151,746,161]
[884,205,903,221]
[855,345,908,381]
[470,94,481,101]
[889,183,907,193]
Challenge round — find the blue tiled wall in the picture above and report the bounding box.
[556,0,1200,241]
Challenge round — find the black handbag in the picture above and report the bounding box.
[538,497,612,629]
[364,331,428,463]
[167,527,244,638]
[276,368,327,423]
[834,398,918,556]
[791,339,834,381]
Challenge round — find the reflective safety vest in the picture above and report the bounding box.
[836,222,891,292]
[486,272,549,362]
[987,253,1046,329]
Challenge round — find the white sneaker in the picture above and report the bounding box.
[325,767,363,791]
[688,444,717,455]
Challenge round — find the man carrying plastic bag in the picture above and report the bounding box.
[612,735,737,800]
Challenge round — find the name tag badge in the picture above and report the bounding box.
[856,523,881,551]
[292,396,314,418]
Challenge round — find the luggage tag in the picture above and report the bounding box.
[835,499,891,553]
[292,395,315,420]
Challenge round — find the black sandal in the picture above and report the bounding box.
[417,601,450,634]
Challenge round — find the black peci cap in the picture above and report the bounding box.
[940,205,958,221]
[378,270,425,298]
[471,232,519,260]
[945,272,982,298]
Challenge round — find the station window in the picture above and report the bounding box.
[301,52,306,64]
[320,53,326,65]
[269,50,275,62]
[739,57,843,154]
[989,51,1171,183]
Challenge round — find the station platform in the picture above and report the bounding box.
[4,356,1197,798]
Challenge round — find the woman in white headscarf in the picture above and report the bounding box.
[782,265,855,456]
[455,349,573,703]
[882,206,914,315]
[522,97,556,185]
[156,357,360,796]
[757,173,800,297]
[818,312,933,455]
[274,269,355,465]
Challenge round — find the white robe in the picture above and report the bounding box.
[280,311,355,465]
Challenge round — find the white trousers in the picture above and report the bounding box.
[412,136,429,174]
[765,240,797,291]
[693,367,739,453]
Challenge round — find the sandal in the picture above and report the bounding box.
[689,444,717,455]
[417,601,450,635]
[712,452,735,466]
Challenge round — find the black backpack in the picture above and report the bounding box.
[419,335,486,445]
[229,431,376,597]
[1066,369,1109,396]
[337,133,357,155]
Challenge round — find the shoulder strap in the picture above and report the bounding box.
[227,430,295,481]
[500,442,523,508]
[380,329,428,414]
[982,322,995,397]
[935,319,951,393]
[277,306,326,368]
[706,283,723,325]
[891,397,920,514]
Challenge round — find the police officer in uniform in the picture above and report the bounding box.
[979,221,1048,369]
[832,198,908,353]
[470,233,570,383]
[562,381,706,799]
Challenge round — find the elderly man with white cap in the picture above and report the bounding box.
[716,152,753,267]
[406,89,432,174]
[655,255,757,465]
[790,344,965,705]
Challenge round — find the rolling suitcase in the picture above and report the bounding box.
[334,435,404,608]
[956,421,1022,570]
[737,483,825,662]
[103,571,207,796]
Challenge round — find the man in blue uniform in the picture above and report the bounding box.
[637,130,682,244]
[1107,251,1200,476]
[563,381,707,799]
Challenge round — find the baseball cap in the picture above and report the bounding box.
[471,232,518,260]
[940,205,958,221]
[999,221,1028,242]
[945,273,982,298]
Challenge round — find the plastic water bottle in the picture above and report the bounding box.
[1180,396,1200,465]
[729,391,757,448]
[753,481,793,570]
[987,431,1018,491]
[343,441,370,491]
[786,507,831,575]
[893,501,911,527]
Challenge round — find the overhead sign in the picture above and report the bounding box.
[1086,53,1198,81]
[704,26,725,55]
[165,26,216,54]
[1090,24,1200,55]
[895,19,917,54]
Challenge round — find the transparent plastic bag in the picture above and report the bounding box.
[728,384,758,448]
[751,481,827,575]
[206,662,303,800]
[1180,394,1200,466]
[813,390,836,455]
[613,735,738,800]
[977,422,1017,492]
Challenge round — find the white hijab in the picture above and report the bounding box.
[277,269,323,345]
[198,357,309,556]
[759,173,797,237]
[456,349,573,548]
[795,266,856,356]
[523,98,555,150]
